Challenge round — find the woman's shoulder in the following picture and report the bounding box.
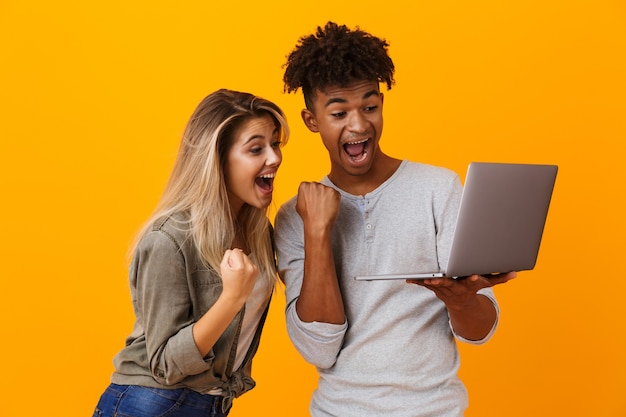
[143,211,193,249]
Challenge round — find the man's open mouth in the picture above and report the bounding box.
[344,138,369,161]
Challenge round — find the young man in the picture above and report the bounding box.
[274,22,516,416]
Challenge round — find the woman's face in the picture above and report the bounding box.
[224,114,283,215]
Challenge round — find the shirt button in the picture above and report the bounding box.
[366,224,372,229]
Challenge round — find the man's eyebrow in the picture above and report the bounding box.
[363,89,380,100]
[324,97,347,107]
[324,89,380,108]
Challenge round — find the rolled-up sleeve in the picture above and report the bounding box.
[275,201,347,368]
[450,287,500,345]
[132,231,213,385]
[285,299,347,368]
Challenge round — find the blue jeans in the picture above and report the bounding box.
[93,384,231,417]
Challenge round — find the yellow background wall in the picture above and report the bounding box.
[1,1,624,416]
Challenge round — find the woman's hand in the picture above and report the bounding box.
[219,248,259,306]
[192,249,259,357]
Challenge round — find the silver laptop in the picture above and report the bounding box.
[354,162,558,280]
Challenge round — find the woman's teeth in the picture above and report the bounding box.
[256,173,275,191]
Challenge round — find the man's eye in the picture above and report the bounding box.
[364,106,378,112]
[331,111,346,118]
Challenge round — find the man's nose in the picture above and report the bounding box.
[347,111,367,133]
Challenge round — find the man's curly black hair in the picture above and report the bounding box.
[283,22,395,109]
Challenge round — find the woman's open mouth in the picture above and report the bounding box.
[255,172,275,192]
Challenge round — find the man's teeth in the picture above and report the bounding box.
[347,139,368,145]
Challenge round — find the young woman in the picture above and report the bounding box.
[93,89,289,417]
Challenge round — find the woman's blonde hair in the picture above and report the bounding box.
[130,89,289,288]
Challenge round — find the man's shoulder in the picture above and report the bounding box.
[403,160,458,177]
[275,194,300,226]
[399,161,460,187]
[277,193,298,211]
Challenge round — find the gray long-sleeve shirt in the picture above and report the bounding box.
[274,161,498,417]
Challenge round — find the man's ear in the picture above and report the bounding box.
[301,109,319,133]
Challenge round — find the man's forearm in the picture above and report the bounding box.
[296,228,345,324]
[448,294,497,341]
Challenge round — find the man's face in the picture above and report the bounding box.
[302,80,384,183]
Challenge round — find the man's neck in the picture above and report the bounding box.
[329,153,402,196]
